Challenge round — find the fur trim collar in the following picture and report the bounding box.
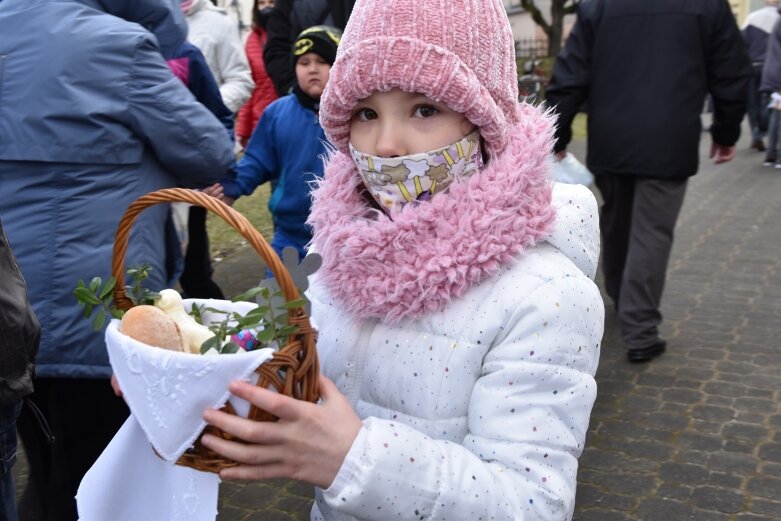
[308,104,556,322]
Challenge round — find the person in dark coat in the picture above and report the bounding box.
[0,220,40,521]
[0,0,234,518]
[263,0,354,95]
[546,0,750,362]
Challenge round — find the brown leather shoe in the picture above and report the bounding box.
[751,139,766,152]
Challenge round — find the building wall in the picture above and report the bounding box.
[730,0,748,22]
[216,0,253,38]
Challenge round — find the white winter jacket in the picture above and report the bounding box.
[308,184,603,520]
[306,103,603,520]
[185,0,253,112]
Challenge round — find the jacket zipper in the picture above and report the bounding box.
[346,318,378,404]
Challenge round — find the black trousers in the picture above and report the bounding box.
[595,174,687,350]
[16,378,128,521]
[178,206,224,300]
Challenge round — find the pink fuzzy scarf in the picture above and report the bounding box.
[308,104,556,322]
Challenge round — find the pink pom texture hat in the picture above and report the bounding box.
[319,0,521,155]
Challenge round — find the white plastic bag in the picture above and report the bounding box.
[551,152,594,186]
[170,202,191,254]
[769,92,781,110]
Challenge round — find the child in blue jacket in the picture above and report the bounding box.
[208,25,342,260]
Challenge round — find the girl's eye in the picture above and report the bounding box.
[354,108,378,121]
[414,105,439,118]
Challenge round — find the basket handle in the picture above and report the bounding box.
[112,188,301,311]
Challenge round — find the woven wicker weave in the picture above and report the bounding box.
[111,188,319,473]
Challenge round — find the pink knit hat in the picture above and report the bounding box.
[320,0,521,155]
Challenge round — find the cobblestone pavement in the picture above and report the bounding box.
[14,127,781,520]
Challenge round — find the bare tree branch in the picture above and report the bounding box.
[520,0,551,34]
[518,0,580,56]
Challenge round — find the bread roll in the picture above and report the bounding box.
[119,305,186,352]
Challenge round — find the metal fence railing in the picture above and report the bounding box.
[515,37,548,59]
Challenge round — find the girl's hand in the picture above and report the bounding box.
[110,374,123,398]
[201,375,362,489]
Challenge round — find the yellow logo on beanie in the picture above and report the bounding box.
[294,38,314,56]
[299,26,342,46]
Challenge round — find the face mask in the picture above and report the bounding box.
[350,131,483,215]
[254,6,274,28]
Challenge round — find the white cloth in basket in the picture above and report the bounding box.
[77,417,221,521]
[77,299,275,521]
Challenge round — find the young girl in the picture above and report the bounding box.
[201,0,604,519]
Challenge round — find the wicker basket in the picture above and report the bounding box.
[111,188,320,473]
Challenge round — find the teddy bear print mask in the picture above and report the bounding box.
[349,130,483,215]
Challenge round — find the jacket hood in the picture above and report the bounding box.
[546,183,600,281]
[186,0,224,16]
[76,0,187,58]
[308,103,571,322]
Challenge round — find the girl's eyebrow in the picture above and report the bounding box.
[408,94,433,103]
[408,94,448,109]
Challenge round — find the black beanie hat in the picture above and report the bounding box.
[293,25,342,66]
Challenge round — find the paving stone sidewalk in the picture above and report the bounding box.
[14,126,781,520]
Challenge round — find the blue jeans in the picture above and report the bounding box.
[270,229,307,262]
[766,109,781,162]
[0,401,22,521]
[746,62,768,142]
[263,230,308,281]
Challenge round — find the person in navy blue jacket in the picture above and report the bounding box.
[207,25,342,260]
[0,1,234,518]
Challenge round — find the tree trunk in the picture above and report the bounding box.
[548,0,566,57]
[520,0,579,57]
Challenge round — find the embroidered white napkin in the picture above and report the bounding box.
[105,305,274,459]
[77,417,220,521]
[77,298,275,520]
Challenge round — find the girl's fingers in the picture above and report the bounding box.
[110,374,123,397]
[202,376,361,488]
[203,380,310,443]
[201,434,281,466]
[228,380,306,421]
[220,462,291,482]
[203,407,285,444]
[317,375,345,404]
